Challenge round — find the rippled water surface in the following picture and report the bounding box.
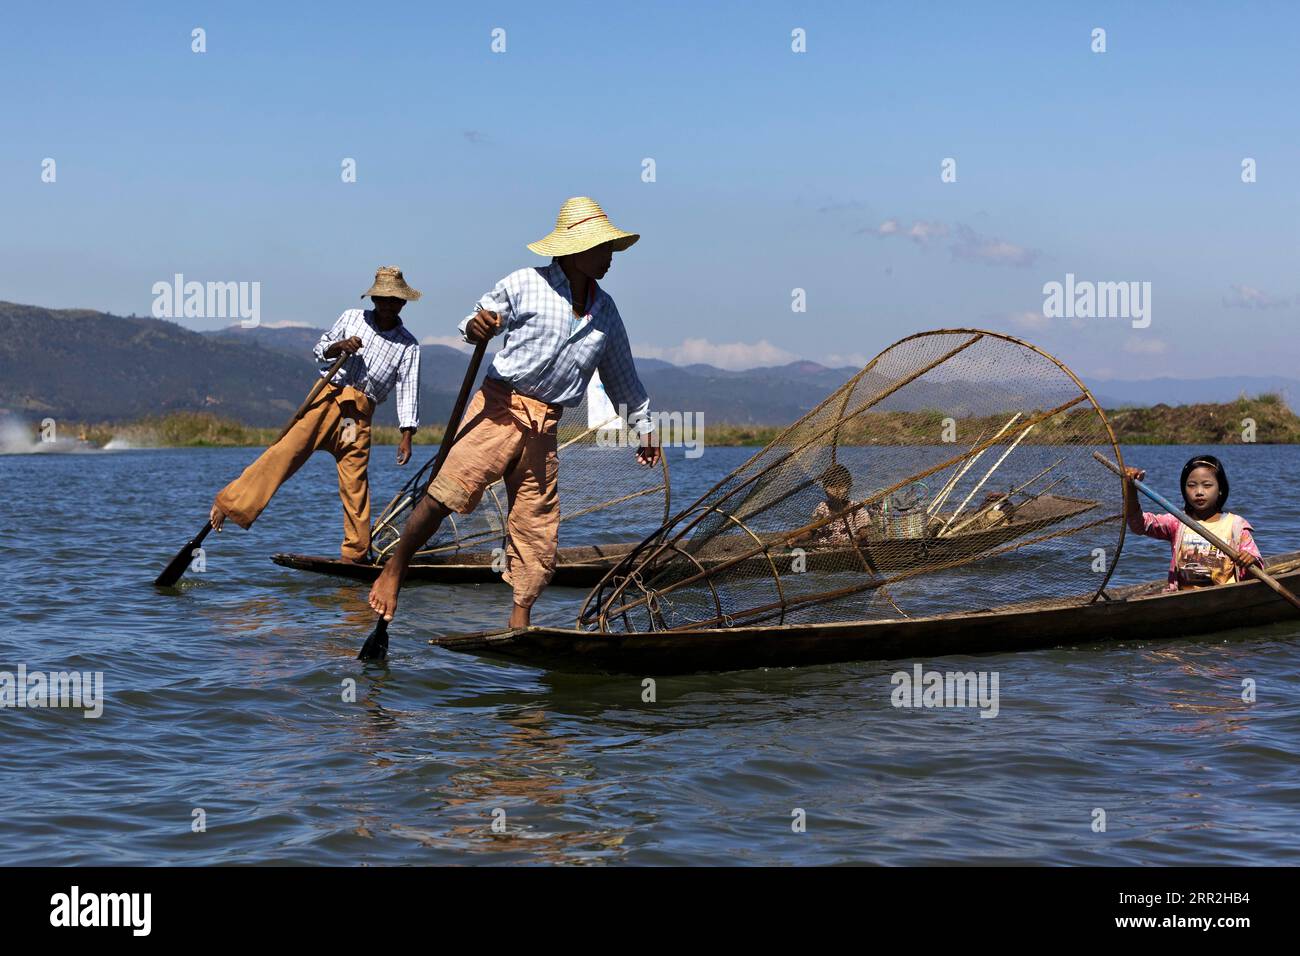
[1,443,1298,865]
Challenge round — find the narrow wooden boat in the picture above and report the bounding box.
[425,551,1300,674]
[748,492,1096,574]
[270,542,641,588]
[271,493,1095,586]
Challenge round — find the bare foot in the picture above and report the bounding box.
[337,556,365,565]
[209,500,226,532]
[508,602,531,629]
[368,563,402,621]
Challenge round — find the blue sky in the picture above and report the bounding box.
[2,1,1297,380]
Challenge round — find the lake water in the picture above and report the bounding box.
[1,443,1298,865]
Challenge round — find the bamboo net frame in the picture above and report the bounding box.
[579,329,1128,633]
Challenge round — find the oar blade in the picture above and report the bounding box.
[154,522,212,587]
[357,618,389,661]
[353,341,485,662]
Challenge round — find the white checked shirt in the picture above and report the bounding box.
[313,309,421,430]
[457,260,654,434]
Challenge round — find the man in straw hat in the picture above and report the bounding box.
[208,266,423,562]
[368,197,660,626]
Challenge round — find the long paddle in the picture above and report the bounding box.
[358,337,490,660]
[153,350,351,587]
[1094,451,1300,611]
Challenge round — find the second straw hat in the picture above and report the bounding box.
[361,266,422,300]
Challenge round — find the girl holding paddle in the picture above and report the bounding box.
[1123,455,1260,590]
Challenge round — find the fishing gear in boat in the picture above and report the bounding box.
[429,549,1300,674]
[578,329,1129,633]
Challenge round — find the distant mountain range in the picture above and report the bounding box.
[1,301,1293,427]
[0,303,479,428]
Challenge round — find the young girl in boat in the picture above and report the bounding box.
[1123,454,1260,590]
[810,463,879,544]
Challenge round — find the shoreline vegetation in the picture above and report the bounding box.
[28,393,1300,448]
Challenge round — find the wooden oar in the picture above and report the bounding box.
[358,337,490,661]
[937,422,1036,536]
[153,351,350,587]
[942,456,1065,537]
[927,427,987,517]
[927,415,1021,518]
[1093,451,1300,612]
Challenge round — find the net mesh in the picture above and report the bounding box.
[369,384,671,563]
[580,330,1127,632]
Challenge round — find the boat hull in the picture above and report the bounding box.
[270,543,638,588]
[427,552,1300,674]
[270,494,1098,587]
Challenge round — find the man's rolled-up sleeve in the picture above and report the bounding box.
[458,278,514,343]
[597,312,654,436]
[314,311,352,364]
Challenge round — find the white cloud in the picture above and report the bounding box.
[1122,336,1168,355]
[907,220,949,245]
[420,334,474,352]
[867,217,1038,266]
[949,225,1038,268]
[1002,310,1052,331]
[821,351,872,368]
[1223,283,1292,309]
[261,320,315,329]
[634,337,800,371]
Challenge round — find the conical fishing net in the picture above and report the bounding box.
[580,330,1127,632]
[370,376,671,564]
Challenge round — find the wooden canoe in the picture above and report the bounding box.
[692,491,1098,575]
[270,541,640,588]
[271,493,1098,586]
[425,551,1300,674]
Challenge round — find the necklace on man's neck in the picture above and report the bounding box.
[572,282,590,316]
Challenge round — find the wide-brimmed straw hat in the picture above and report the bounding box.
[526,197,639,257]
[362,266,422,301]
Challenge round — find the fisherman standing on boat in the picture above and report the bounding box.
[209,266,423,562]
[367,197,660,627]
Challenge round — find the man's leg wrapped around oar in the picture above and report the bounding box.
[213,385,372,541]
[369,379,562,623]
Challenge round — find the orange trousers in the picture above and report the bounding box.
[215,383,374,560]
[426,378,561,609]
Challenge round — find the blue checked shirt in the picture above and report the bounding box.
[458,260,654,434]
[313,309,421,430]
